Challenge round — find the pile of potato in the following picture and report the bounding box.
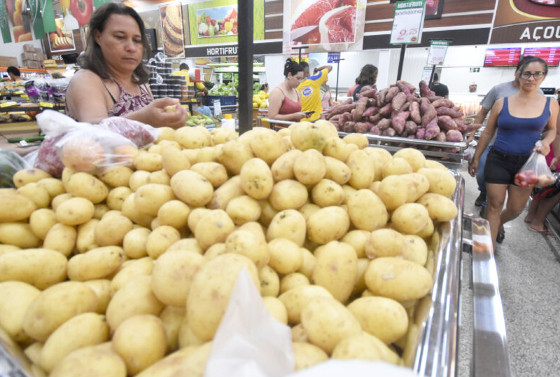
[0,120,459,377]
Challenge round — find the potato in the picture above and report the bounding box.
[323,137,354,162]
[134,151,163,171]
[365,228,405,259]
[307,206,350,244]
[340,230,369,259]
[128,170,151,191]
[278,285,333,325]
[67,172,108,204]
[376,175,410,211]
[259,265,280,297]
[186,208,211,234]
[247,127,287,164]
[225,229,269,269]
[291,323,308,342]
[221,195,260,226]
[51,192,73,211]
[135,341,212,377]
[146,225,181,259]
[0,248,67,289]
[289,122,328,151]
[0,281,40,342]
[194,209,235,250]
[49,343,127,377]
[347,150,376,189]
[297,248,317,279]
[68,246,125,281]
[83,279,111,314]
[17,182,50,208]
[110,257,153,295]
[365,257,433,301]
[208,175,244,210]
[262,296,288,324]
[40,313,109,372]
[271,149,302,181]
[153,200,190,230]
[264,209,306,247]
[134,183,175,216]
[239,158,274,200]
[106,186,132,210]
[170,170,213,207]
[293,149,326,185]
[23,281,98,342]
[187,254,259,341]
[301,297,362,354]
[331,332,400,364]
[54,197,94,226]
[24,342,43,366]
[346,189,388,231]
[0,221,40,248]
[211,127,238,145]
[266,238,301,274]
[219,140,254,175]
[37,177,65,198]
[149,169,171,185]
[175,126,211,149]
[167,238,203,254]
[159,306,185,352]
[93,203,110,219]
[347,296,408,344]
[152,249,205,307]
[292,342,328,371]
[351,258,370,297]
[391,203,431,235]
[93,214,133,246]
[310,179,344,207]
[42,223,76,256]
[29,208,57,240]
[123,227,150,259]
[324,156,351,185]
[312,241,357,303]
[418,167,457,197]
[106,275,164,331]
[161,147,190,176]
[112,315,167,375]
[418,216,435,239]
[402,235,428,265]
[268,179,308,211]
[417,192,459,222]
[98,166,133,188]
[280,272,310,294]
[400,172,430,203]
[13,168,51,188]
[343,133,369,149]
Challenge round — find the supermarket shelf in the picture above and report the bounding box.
[0,121,39,133]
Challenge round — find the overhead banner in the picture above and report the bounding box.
[160,3,186,57]
[187,0,265,46]
[490,0,560,44]
[4,0,33,43]
[0,0,11,43]
[282,0,367,54]
[390,0,426,45]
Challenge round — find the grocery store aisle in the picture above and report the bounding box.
[456,164,560,377]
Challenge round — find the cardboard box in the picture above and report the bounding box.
[23,44,35,52]
[21,52,34,61]
[25,60,41,69]
[0,56,18,67]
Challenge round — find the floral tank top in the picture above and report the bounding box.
[105,80,153,117]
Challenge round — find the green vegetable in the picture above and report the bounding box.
[0,149,28,188]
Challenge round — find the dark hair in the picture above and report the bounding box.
[516,55,548,75]
[7,66,20,77]
[179,63,189,70]
[433,73,439,81]
[355,64,378,86]
[79,3,150,84]
[261,83,268,90]
[284,59,303,77]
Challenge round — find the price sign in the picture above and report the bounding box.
[327,52,341,63]
[390,0,426,45]
[421,66,433,83]
[427,40,449,65]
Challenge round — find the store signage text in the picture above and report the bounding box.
[206,46,238,56]
[520,25,560,41]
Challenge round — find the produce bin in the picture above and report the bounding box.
[201,95,237,107]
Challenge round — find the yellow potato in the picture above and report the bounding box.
[391,203,431,235]
[266,209,306,246]
[417,192,459,222]
[352,258,370,297]
[324,156,352,185]
[49,343,126,377]
[175,126,211,149]
[146,225,181,259]
[268,238,302,274]
[12,168,51,188]
[17,182,50,208]
[424,159,448,170]
[271,149,302,181]
[343,133,369,149]
[24,342,43,366]
[225,229,269,269]
[134,341,212,377]
[40,312,109,372]
[292,342,328,371]
[293,149,326,185]
[289,121,328,151]
[311,179,345,207]
[280,272,310,294]
[110,257,153,295]
[67,172,109,204]
[218,140,254,175]
[0,281,40,343]
[402,235,428,265]
[55,197,95,226]
[341,230,369,259]
[306,206,350,244]
[347,189,388,231]
[208,175,244,210]
[268,179,308,211]
[98,166,134,188]
[0,222,40,248]
[194,209,235,250]
[67,246,125,281]
[134,151,163,172]
[159,306,185,352]
[417,167,457,197]
[83,279,111,314]
[186,254,259,341]
[187,208,212,233]
[42,223,76,256]
[135,183,175,216]
[161,147,190,177]
[167,238,203,254]
[170,170,214,207]
[37,177,65,198]
[347,149,376,189]
[365,228,405,259]
[211,127,238,145]
[376,175,410,211]
[51,192,73,211]
[312,241,357,303]
[301,296,362,354]
[331,332,400,364]
[393,148,427,172]
[278,285,333,325]
[106,186,132,210]
[23,281,98,342]
[313,119,339,140]
[247,127,287,165]
[262,296,288,324]
[29,208,57,240]
[323,137,354,162]
[225,195,261,225]
[123,227,150,259]
[152,249,206,307]
[291,323,308,342]
[112,315,167,375]
[347,296,409,344]
[94,214,133,246]
[240,158,274,200]
[128,170,151,191]
[259,265,280,297]
[365,257,433,301]
[0,248,67,289]
[297,247,317,279]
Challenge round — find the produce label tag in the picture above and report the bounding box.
[40,102,55,108]
[390,0,426,45]
[427,40,449,65]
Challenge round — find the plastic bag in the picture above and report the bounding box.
[0,148,30,187]
[515,146,555,188]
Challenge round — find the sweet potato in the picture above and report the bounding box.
[326,103,356,119]
[405,121,418,135]
[369,125,381,135]
[437,115,457,131]
[399,80,416,93]
[379,103,393,117]
[436,131,447,142]
[431,98,454,108]
[385,86,400,103]
[391,92,407,111]
[376,88,388,106]
[436,107,463,118]
[427,96,442,102]
[420,99,437,127]
[382,128,396,137]
[416,128,426,139]
[377,118,392,130]
[360,88,377,98]
[343,122,355,133]
[410,101,421,124]
[353,97,369,121]
[362,106,379,118]
[369,114,382,124]
[354,122,369,133]
[419,81,435,97]
[446,130,464,142]
[391,111,409,135]
[424,118,440,140]
[400,102,411,112]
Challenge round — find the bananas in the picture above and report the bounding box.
[51,36,74,50]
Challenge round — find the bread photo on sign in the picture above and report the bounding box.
[161,5,184,57]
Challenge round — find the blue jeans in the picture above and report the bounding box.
[477,146,490,201]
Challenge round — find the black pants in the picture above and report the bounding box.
[484,147,530,185]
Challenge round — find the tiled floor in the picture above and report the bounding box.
[457,165,560,377]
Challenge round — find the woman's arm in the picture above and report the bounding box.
[267,88,305,122]
[468,99,502,176]
[538,99,559,156]
[66,70,112,124]
[551,110,560,170]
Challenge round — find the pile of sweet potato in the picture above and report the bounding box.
[324,80,478,143]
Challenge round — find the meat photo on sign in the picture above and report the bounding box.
[289,0,366,52]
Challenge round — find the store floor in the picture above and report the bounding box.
[456,164,560,377]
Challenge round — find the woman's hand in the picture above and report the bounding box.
[468,158,479,177]
[292,112,308,121]
[133,98,188,129]
[535,141,551,156]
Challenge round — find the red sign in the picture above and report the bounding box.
[523,47,560,67]
[483,48,522,67]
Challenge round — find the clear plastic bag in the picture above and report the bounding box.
[0,148,30,188]
[515,145,555,188]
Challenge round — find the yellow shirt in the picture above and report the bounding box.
[298,68,328,122]
[172,69,191,84]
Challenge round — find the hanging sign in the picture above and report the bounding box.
[427,40,449,65]
[390,0,426,45]
[421,66,433,83]
[327,52,340,63]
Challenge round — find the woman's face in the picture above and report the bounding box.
[287,71,304,88]
[95,14,143,74]
[517,62,547,90]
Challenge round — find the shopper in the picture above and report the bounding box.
[348,64,378,101]
[469,56,545,213]
[261,83,269,94]
[468,56,559,248]
[321,82,333,110]
[65,3,187,128]
[7,66,21,81]
[268,59,308,122]
[469,82,478,93]
[297,61,332,122]
[429,73,449,98]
